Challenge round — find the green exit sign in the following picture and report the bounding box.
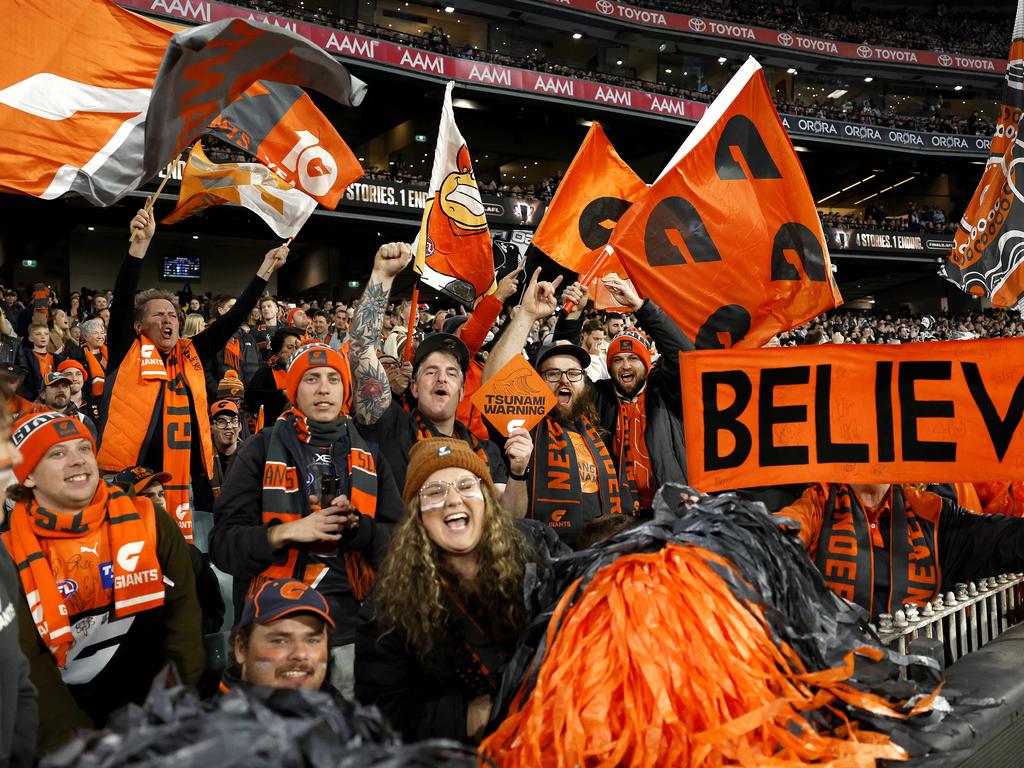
[347,280,361,288]
[414,134,428,143]
[21,259,37,268]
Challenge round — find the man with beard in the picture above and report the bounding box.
[348,244,531,517]
[56,360,100,424]
[483,270,633,547]
[557,276,692,516]
[327,304,350,352]
[39,372,96,439]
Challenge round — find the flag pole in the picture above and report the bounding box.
[129,157,177,242]
[563,245,612,314]
[404,282,420,363]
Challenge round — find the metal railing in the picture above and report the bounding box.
[872,574,1024,667]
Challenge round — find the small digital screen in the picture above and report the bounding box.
[162,255,201,280]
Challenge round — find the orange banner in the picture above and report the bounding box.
[609,57,841,349]
[680,339,1024,492]
[531,122,646,280]
[470,355,557,436]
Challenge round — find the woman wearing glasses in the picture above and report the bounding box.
[355,437,567,744]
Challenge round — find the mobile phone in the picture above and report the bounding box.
[320,472,339,505]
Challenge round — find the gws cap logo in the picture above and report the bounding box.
[689,18,706,32]
[56,579,78,599]
[280,581,309,600]
[308,348,328,366]
[938,54,953,67]
[174,503,189,521]
[437,445,452,457]
[777,32,793,46]
[619,339,634,351]
[857,45,873,58]
[595,0,615,14]
[116,541,145,572]
[54,419,79,438]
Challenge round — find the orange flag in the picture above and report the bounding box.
[609,57,842,349]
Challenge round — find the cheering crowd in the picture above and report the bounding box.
[3,207,1024,766]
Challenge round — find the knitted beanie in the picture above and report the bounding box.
[402,437,495,506]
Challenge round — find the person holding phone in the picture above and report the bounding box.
[209,343,403,700]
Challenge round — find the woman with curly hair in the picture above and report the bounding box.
[355,437,567,744]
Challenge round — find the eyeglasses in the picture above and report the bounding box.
[541,367,584,383]
[419,475,483,510]
[212,417,240,428]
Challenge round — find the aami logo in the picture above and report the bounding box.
[116,541,145,573]
[56,579,78,599]
[149,0,210,22]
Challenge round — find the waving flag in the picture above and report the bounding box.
[609,57,841,349]
[413,82,495,305]
[0,0,366,206]
[162,142,315,238]
[207,81,363,209]
[940,0,1024,311]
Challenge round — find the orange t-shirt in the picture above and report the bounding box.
[34,351,53,380]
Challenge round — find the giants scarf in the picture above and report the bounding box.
[531,417,632,525]
[224,337,242,372]
[84,345,107,398]
[414,410,490,465]
[614,389,652,511]
[2,482,163,667]
[258,407,379,601]
[814,484,941,617]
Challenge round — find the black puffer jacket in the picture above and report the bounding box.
[555,300,693,498]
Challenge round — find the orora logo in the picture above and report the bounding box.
[777,32,793,46]
[938,54,953,67]
[116,541,145,573]
[280,131,338,198]
[689,18,706,32]
[595,0,615,15]
[857,45,873,58]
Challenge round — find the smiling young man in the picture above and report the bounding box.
[221,578,335,695]
[96,209,288,543]
[555,275,693,516]
[1,411,202,755]
[210,343,401,700]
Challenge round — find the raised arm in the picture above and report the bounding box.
[349,243,412,425]
[552,281,589,345]
[109,209,155,368]
[482,269,561,384]
[460,267,522,357]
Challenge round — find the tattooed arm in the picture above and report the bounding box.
[349,242,412,425]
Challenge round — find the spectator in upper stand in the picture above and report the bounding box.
[286,307,311,339]
[22,323,63,402]
[2,411,202,755]
[209,399,242,498]
[310,311,331,344]
[253,295,281,360]
[348,244,531,517]
[580,319,608,381]
[91,293,108,315]
[245,325,304,427]
[0,316,28,388]
[327,303,350,351]
[39,372,96,440]
[55,360,98,424]
[78,318,107,401]
[183,313,206,338]
[96,208,288,545]
[382,300,411,359]
[210,343,402,700]
[3,290,21,329]
[556,276,692,517]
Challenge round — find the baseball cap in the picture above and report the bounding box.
[113,465,173,494]
[210,399,240,418]
[44,371,72,387]
[533,341,591,371]
[413,332,469,374]
[238,578,335,629]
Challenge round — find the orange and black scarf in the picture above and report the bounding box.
[84,345,107,398]
[224,336,242,372]
[614,389,652,511]
[531,416,632,525]
[1,482,163,667]
[815,484,941,617]
[257,407,378,601]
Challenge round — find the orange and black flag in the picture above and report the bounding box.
[529,122,647,310]
[608,57,841,349]
[207,81,363,209]
[941,0,1024,310]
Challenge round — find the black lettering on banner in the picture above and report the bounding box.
[898,361,956,462]
[643,196,721,266]
[771,223,827,282]
[695,304,751,349]
[961,362,1024,461]
[815,365,870,463]
[579,196,633,249]
[715,115,783,181]
[702,370,752,470]
[758,366,809,466]
[875,361,895,462]
[167,422,192,450]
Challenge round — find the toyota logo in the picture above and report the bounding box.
[595,0,614,14]
[938,54,953,67]
[857,45,873,58]
[777,32,793,46]
[689,17,706,32]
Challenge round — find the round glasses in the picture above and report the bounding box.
[419,475,483,510]
[541,367,585,383]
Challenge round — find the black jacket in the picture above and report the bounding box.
[208,426,403,645]
[0,544,36,768]
[244,364,289,426]
[555,300,693,498]
[0,335,27,384]
[354,520,569,742]
[20,343,65,402]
